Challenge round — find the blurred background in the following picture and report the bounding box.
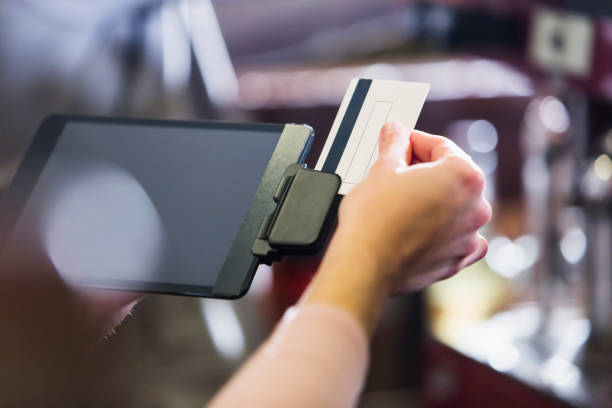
[1,0,611,406]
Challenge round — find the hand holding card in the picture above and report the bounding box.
[315,78,430,194]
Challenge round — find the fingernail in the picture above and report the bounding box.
[381,121,401,136]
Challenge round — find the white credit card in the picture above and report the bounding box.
[315,78,429,194]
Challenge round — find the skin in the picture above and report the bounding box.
[68,121,491,339]
[207,122,492,408]
[0,121,490,405]
[71,288,144,343]
[303,121,491,335]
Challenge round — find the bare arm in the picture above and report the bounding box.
[208,122,491,407]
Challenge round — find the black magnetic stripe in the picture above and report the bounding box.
[322,79,372,173]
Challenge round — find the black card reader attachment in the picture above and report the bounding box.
[252,164,341,265]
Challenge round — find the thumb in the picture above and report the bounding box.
[378,121,412,167]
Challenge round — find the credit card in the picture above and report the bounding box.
[315,78,429,194]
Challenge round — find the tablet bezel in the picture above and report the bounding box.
[0,115,313,299]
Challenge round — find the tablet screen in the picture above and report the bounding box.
[1,120,283,291]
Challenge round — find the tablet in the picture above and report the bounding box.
[0,115,313,298]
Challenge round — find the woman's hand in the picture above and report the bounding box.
[304,122,492,334]
[338,121,491,293]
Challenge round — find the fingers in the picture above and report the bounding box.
[448,189,491,271]
[410,131,482,195]
[456,196,492,233]
[378,122,412,167]
[410,130,470,163]
[458,234,488,270]
[470,199,492,231]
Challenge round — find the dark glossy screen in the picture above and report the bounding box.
[1,121,280,288]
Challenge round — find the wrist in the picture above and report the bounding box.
[302,230,392,336]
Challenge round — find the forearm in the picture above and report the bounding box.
[207,303,369,408]
[208,232,385,407]
[209,122,492,407]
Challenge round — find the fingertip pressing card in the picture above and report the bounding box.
[315,78,429,194]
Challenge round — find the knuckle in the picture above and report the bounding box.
[479,200,493,225]
[441,139,459,151]
[446,156,484,193]
[465,235,481,254]
[445,155,468,173]
[471,168,486,192]
[481,238,489,257]
[461,165,484,193]
[469,200,492,230]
